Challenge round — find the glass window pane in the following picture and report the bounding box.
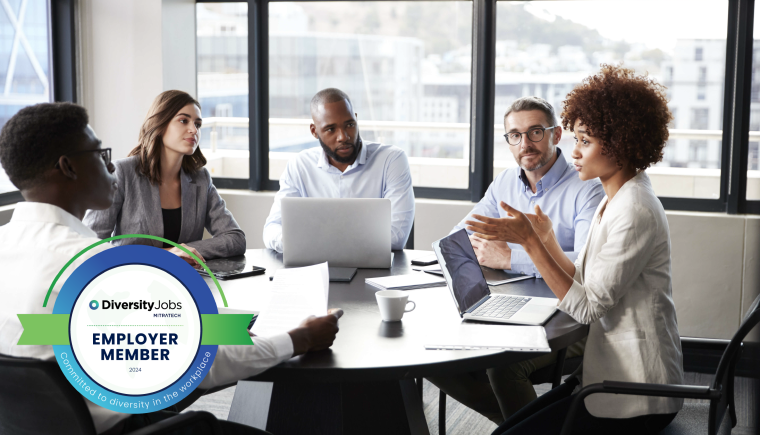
[0,0,52,194]
[747,7,760,200]
[196,3,250,180]
[268,2,473,188]
[493,1,728,199]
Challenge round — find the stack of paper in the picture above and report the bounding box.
[250,262,329,337]
[366,273,446,290]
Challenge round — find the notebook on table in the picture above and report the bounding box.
[365,273,446,290]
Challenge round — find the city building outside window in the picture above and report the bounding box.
[0,0,52,194]
[492,1,727,199]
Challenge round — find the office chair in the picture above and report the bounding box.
[0,353,265,435]
[437,347,582,435]
[559,292,760,435]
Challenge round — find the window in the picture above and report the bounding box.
[492,1,727,199]
[747,7,760,201]
[196,3,250,181]
[267,2,473,189]
[0,0,53,194]
[193,0,758,213]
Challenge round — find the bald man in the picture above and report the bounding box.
[263,88,415,252]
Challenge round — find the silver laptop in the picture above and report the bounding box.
[282,197,392,268]
[432,229,558,325]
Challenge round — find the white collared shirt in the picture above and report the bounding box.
[263,142,415,252]
[0,202,294,433]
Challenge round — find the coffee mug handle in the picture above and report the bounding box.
[405,300,416,313]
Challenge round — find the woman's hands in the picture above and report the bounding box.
[164,243,205,266]
[465,202,551,248]
[525,204,554,244]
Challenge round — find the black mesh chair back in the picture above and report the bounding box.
[0,353,97,435]
[708,292,760,433]
[560,292,760,435]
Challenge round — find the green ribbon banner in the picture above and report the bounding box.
[17,314,254,346]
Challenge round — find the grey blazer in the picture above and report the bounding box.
[83,156,246,259]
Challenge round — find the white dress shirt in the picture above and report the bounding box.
[558,172,684,418]
[0,202,294,433]
[263,141,415,252]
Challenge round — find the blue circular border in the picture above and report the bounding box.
[52,245,218,414]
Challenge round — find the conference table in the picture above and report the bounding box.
[201,249,588,435]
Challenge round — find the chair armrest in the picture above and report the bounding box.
[127,411,221,435]
[559,381,721,435]
[597,381,719,400]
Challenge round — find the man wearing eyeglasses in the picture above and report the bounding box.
[0,103,342,434]
[428,97,603,425]
[454,96,603,278]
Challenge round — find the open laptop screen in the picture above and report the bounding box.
[433,229,490,315]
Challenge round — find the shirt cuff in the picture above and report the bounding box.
[266,332,294,362]
[509,249,540,277]
[557,280,588,323]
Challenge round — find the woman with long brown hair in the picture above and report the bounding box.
[84,90,245,264]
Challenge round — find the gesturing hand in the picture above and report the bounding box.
[465,202,538,247]
[525,204,554,244]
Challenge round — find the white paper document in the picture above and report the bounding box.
[250,262,329,337]
[424,324,550,352]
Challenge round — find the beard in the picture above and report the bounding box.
[319,135,362,164]
[515,145,555,172]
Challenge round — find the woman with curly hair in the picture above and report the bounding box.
[467,64,683,435]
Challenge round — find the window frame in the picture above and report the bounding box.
[0,0,78,207]
[197,0,756,214]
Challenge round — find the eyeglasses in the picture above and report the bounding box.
[503,126,558,146]
[54,148,112,168]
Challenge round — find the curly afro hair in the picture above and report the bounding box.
[0,102,88,190]
[561,64,672,171]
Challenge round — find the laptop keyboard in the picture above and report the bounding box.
[471,295,531,319]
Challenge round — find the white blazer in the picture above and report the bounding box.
[558,171,684,418]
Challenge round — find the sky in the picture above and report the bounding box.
[520,1,733,54]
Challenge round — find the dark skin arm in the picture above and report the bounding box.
[466,201,575,301]
[249,308,343,356]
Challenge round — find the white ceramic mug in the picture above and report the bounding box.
[375,290,416,322]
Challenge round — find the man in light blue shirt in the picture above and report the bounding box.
[429,97,602,425]
[452,101,603,277]
[263,88,415,252]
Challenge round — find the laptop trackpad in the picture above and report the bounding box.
[514,304,556,324]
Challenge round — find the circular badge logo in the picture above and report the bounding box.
[51,245,218,413]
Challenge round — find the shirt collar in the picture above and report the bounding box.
[517,148,568,192]
[10,202,97,238]
[316,139,367,171]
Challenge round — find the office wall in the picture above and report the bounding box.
[161,0,197,97]
[77,0,196,161]
[77,0,164,161]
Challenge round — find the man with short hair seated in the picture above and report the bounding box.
[0,103,343,434]
[263,88,415,252]
[428,96,604,424]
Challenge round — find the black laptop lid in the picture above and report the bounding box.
[433,229,490,316]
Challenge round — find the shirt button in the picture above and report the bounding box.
[544,188,548,192]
